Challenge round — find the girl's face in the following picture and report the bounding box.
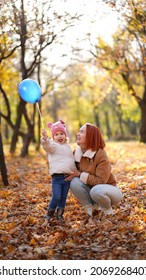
[53,131,66,144]
[76,125,86,148]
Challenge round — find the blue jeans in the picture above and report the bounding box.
[49,174,70,210]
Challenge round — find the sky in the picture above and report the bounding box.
[47,0,120,68]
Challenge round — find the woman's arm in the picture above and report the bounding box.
[79,149,112,186]
[81,160,111,186]
[65,170,81,181]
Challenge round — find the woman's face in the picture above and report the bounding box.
[76,124,86,147]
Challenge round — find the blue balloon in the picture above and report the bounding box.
[18,79,42,103]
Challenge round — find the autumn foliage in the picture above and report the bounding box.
[0,142,146,260]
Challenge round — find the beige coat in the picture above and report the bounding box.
[74,146,116,187]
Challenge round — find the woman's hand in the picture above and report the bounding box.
[65,170,81,181]
[41,129,48,141]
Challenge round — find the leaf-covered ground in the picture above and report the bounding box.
[0,141,146,260]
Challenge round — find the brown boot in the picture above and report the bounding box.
[42,208,55,226]
[46,208,55,221]
[57,208,64,222]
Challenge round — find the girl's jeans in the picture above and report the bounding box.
[70,177,122,209]
[49,174,70,210]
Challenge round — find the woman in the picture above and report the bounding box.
[66,123,122,216]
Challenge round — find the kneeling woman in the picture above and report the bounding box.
[66,123,122,216]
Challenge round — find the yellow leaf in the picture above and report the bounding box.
[143,215,146,223]
[65,239,75,247]
[48,249,54,256]
[7,245,16,253]
[129,182,136,189]
[0,190,11,199]
[29,238,37,246]
[6,222,16,231]
[134,206,139,213]
[28,216,37,224]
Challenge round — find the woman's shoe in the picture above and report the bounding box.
[103,207,114,215]
[84,205,93,216]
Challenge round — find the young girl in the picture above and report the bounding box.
[41,119,76,223]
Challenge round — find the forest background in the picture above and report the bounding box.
[0,0,146,260]
[0,0,146,158]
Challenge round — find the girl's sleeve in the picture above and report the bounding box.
[41,137,56,153]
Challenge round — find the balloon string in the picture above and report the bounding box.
[36,102,44,128]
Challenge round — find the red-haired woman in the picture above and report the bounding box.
[66,123,122,216]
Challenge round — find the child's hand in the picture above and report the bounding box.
[42,129,48,141]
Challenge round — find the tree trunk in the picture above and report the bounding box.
[139,99,146,142]
[0,132,9,186]
[20,125,34,157]
[95,113,100,127]
[36,103,41,151]
[105,111,112,139]
[52,92,58,121]
[126,120,139,136]
[116,109,125,136]
[93,107,100,127]
[10,100,25,153]
[5,123,9,140]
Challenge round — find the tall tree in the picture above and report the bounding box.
[0,0,81,156]
[0,115,9,186]
[93,0,146,142]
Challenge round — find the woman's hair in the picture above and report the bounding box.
[84,123,105,151]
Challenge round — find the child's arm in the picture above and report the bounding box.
[41,129,56,153]
[41,129,48,141]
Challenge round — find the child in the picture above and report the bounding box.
[41,119,76,223]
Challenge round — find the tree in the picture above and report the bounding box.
[0,0,81,156]
[0,116,9,186]
[94,0,146,142]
